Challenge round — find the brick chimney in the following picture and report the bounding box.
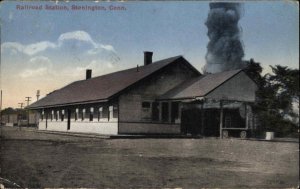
[144,51,153,66]
[86,69,92,80]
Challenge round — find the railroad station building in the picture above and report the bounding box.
[28,52,258,137]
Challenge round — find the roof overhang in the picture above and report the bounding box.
[27,98,109,110]
[157,96,256,103]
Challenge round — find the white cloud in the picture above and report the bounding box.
[57,30,116,54]
[19,56,53,78]
[75,60,115,73]
[1,42,24,52]
[3,30,119,105]
[29,56,53,67]
[58,30,97,47]
[100,44,115,52]
[87,44,116,55]
[20,67,48,78]
[87,48,103,55]
[59,59,118,80]
[24,41,57,55]
[1,41,56,56]
[1,30,115,56]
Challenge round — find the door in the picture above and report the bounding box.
[181,108,202,135]
[67,109,71,130]
[204,109,221,136]
[45,113,48,129]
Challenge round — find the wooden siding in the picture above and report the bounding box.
[118,61,198,134]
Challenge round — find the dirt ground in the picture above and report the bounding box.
[0,126,299,188]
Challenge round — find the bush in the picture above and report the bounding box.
[257,111,298,137]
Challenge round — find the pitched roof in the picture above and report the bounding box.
[158,69,243,100]
[28,56,193,109]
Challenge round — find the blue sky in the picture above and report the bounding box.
[0,1,299,108]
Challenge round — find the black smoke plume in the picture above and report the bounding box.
[204,2,245,73]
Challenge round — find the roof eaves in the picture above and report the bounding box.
[156,96,203,101]
[27,98,110,110]
[27,55,188,109]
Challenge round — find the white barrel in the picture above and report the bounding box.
[266,132,275,140]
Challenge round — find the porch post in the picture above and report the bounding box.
[168,102,172,123]
[178,102,182,120]
[219,100,223,139]
[245,103,249,129]
[158,102,162,122]
[201,102,205,135]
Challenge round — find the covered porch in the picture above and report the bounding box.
[157,70,258,138]
[179,98,256,138]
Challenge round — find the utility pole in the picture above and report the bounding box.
[25,97,31,106]
[0,90,2,126]
[219,100,224,139]
[25,97,31,127]
[18,102,24,109]
[18,102,24,129]
[35,90,40,128]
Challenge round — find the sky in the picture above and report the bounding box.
[0,0,299,109]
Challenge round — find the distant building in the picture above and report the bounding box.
[28,52,258,137]
[1,108,37,127]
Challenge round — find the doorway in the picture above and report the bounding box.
[45,113,48,129]
[181,107,222,136]
[181,108,203,135]
[67,109,71,130]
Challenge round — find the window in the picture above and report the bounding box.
[85,108,90,120]
[102,106,109,119]
[41,110,44,121]
[109,106,113,121]
[51,110,54,121]
[57,111,60,121]
[89,107,94,121]
[93,108,98,121]
[75,108,79,121]
[70,110,75,120]
[152,102,159,121]
[82,109,86,121]
[142,102,151,108]
[98,107,103,121]
[142,102,151,115]
[171,102,179,123]
[225,116,231,128]
[113,106,118,118]
[161,102,169,122]
[54,111,58,121]
[61,110,65,121]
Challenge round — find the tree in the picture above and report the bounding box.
[267,65,299,114]
[1,107,17,115]
[244,60,299,137]
[244,58,264,86]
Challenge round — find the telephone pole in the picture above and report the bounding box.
[0,90,2,126]
[25,97,31,127]
[18,102,24,129]
[18,102,24,109]
[25,97,31,106]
